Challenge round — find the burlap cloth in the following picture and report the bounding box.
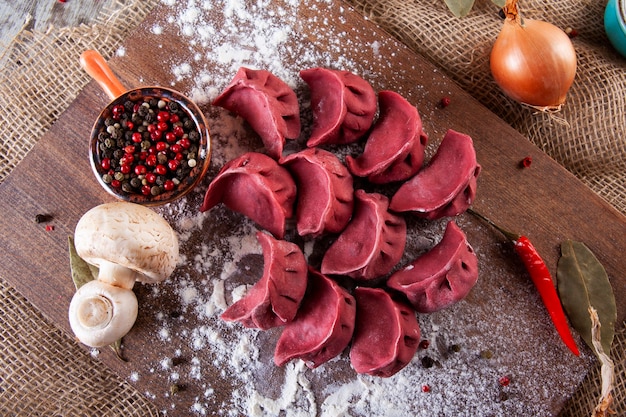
[0,0,623,415]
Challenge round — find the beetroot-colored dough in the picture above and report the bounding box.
[221,231,308,330]
[205,68,484,380]
[274,268,356,368]
[389,129,480,219]
[387,221,479,313]
[300,67,377,147]
[321,189,406,280]
[213,67,300,160]
[200,152,296,239]
[346,90,428,184]
[350,287,421,377]
[281,148,354,237]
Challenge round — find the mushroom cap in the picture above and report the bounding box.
[74,202,179,284]
[69,279,138,347]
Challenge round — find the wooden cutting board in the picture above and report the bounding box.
[1,0,624,415]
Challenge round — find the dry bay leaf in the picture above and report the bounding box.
[556,240,616,356]
[443,0,504,17]
[444,0,476,17]
[68,236,98,289]
[110,338,127,362]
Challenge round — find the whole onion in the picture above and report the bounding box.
[490,0,577,111]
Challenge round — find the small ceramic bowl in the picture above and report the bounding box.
[605,0,626,58]
[81,50,211,206]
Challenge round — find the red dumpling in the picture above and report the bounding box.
[429,171,479,219]
[346,90,428,184]
[281,148,354,237]
[200,152,296,239]
[389,129,481,219]
[213,67,300,160]
[386,221,479,313]
[300,67,377,147]
[350,287,421,377]
[321,189,406,281]
[274,268,356,368]
[221,231,308,330]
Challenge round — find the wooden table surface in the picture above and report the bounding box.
[0,0,115,49]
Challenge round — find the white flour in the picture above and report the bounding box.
[120,0,595,415]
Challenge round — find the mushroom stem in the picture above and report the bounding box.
[69,280,138,347]
[97,260,139,290]
[76,293,114,330]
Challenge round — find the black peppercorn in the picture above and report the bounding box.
[448,344,461,353]
[171,357,186,366]
[109,129,121,140]
[421,356,435,368]
[130,177,141,189]
[101,149,114,160]
[34,214,52,223]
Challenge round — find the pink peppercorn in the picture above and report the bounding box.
[519,156,532,168]
[499,375,511,386]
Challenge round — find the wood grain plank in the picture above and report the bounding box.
[0,1,624,414]
[0,0,116,48]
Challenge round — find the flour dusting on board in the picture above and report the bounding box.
[119,0,595,415]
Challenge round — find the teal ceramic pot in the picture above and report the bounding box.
[605,0,626,57]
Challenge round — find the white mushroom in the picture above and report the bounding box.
[68,202,179,347]
[74,201,179,288]
[68,280,138,347]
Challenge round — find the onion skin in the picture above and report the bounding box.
[490,6,577,110]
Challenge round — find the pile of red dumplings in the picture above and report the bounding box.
[200,67,481,378]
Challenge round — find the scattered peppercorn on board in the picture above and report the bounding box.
[1,0,625,415]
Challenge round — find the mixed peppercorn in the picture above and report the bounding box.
[94,96,201,198]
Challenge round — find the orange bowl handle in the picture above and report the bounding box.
[80,50,126,100]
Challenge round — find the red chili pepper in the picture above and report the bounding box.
[469,209,580,356]
[513,236,580,356]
